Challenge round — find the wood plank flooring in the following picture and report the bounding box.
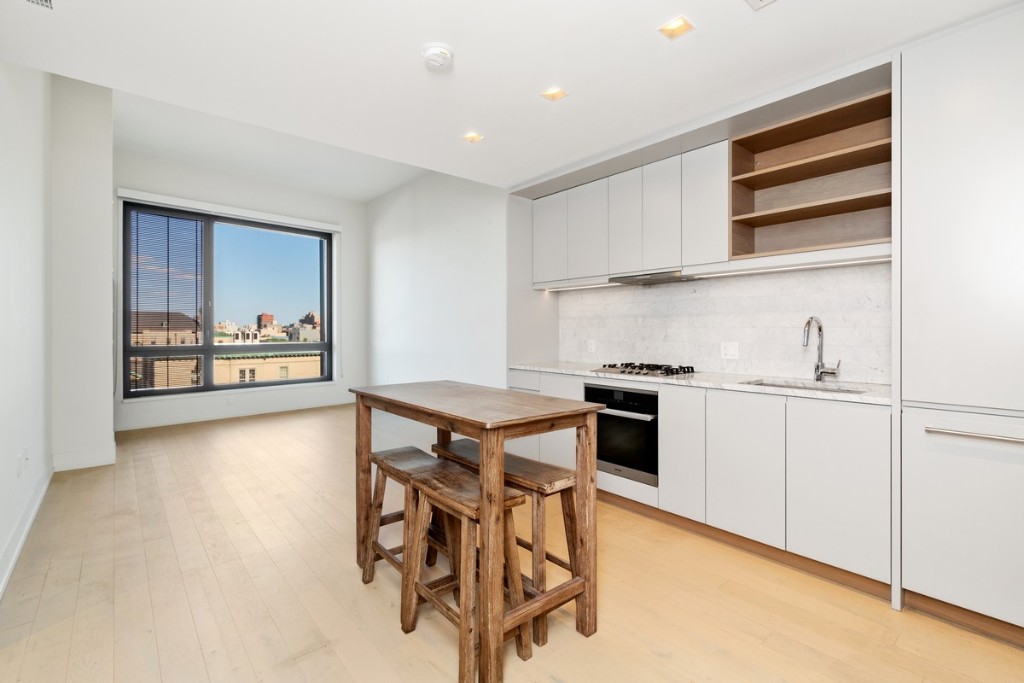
[1,404,1022,682]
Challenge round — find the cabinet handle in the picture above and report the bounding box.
[924,426,1024,446]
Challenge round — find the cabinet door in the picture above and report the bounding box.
[705,390,786,548]
[567,178,609,279]
[787,399,890,582]
[658,385,706,522]
[608,168,643,275]
[537,372,584,469]
[903,408,1024,627]
[680,141,729,267]
[902,9,1024,410]
[642,155,682,271]
[532,191,568,284]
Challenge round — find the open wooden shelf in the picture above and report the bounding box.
[730,89,893,260]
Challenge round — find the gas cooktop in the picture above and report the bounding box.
[592,363,695,376]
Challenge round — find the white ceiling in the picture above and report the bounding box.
[1,0,1020,200]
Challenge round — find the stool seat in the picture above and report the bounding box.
[411,463,527,518]
[432,438,576,495]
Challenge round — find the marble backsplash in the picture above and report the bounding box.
[558,263,892,384]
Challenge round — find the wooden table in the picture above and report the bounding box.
[349,380,603,682]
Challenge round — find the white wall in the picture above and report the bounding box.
[113,149,371,430]
[0,63,53,595]
[367,172,507,387]
[49,77,117,470]
[506,195,558,365]
[559,263,891,384]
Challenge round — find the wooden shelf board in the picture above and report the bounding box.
[732,189,892,228]
[730,237,891,260]
[733,90,892,153]
[732,139,892,190]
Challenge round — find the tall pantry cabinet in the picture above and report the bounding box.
[901,7,1024,627]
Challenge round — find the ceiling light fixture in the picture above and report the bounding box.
[658,15,695,40]
[462,132,484,143]
[540,87,569,102]
[422,42,455,72]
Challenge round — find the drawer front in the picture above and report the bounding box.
[903,408,1024,627]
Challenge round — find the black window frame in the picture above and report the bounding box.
[122,201,333,398]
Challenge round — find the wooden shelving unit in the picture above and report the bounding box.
[730,90,892,260]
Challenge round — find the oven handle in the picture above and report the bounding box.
[599,408,657,422]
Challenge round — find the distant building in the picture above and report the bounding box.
[130,311,200,346]
[233,324,260,343]
[256,312,276,330]
[288,323,320,342]
[299,311,320,329]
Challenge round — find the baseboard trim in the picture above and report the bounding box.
[596,490,891,601]
[0,469,52,599]
[904,591,1024,650]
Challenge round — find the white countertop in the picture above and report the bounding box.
[510,361,891,406]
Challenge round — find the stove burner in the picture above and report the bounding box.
[597,363,695,376]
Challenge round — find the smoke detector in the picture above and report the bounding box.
[744,0,778,9]
[422,43,455,72]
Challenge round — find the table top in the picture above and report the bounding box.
[349,380,604,430]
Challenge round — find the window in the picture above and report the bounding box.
[124,202,331,397]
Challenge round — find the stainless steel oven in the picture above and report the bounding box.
[584,384,658,486]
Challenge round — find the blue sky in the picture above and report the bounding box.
[213,222,323,326]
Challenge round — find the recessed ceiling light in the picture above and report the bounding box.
[462,131,484,143]
[541,87,569,102]
[658,15,695,40]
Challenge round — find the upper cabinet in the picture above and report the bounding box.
[532,191,568,284]
[641,155,682,272]
[608,167,643,275]
[681,141,729,267]
[729,90,893,259]
[901,8,1024,411]
[567,178,609,279]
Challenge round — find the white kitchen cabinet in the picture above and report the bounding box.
[532,191,568,284]
[901,8,1024,411]
[658,385,706,522]
[903,408,1024,628]
[705,390,786,548]
[786,398,890,582]
[642,155,682,272]
[608,167,643,275]
[506,369,540,459]
[680,141,729,267]
[537,372,584,469]
[567,178,609,279]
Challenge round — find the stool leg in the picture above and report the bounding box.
[530,492,548,646]
[361,467,388,584]
[442,510,462,604]
[457,516,477,683]
[425,507,444,567]
[504,512,532,661]
[560,488,579,575]
[401,493,433,633]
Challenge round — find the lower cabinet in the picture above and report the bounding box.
[506,370,541,459]
[536,372,584,469]
[903,408,1024,628]
[658,385,706,522]
[786,398,890,582]
[706,390,787,549]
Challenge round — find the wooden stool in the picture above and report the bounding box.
[361,446,461,585]
[401,466,532,683]
[432,438,578,646]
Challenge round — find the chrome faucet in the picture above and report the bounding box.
[802,316,840,381]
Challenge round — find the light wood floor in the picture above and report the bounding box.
[1,405,1022,682]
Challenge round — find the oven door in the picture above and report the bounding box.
[594,407,658,486]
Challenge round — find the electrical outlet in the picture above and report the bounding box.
[587,339,597,353]
[721,341,739,360]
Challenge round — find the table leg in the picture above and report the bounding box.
[575,411,598,636]
[478,428,506,683]
[355,397,372,568]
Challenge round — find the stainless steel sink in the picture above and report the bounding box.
[741,379,866,394]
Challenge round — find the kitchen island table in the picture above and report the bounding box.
[349,380,604,682]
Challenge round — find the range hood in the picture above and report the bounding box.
[609,269,693,286]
